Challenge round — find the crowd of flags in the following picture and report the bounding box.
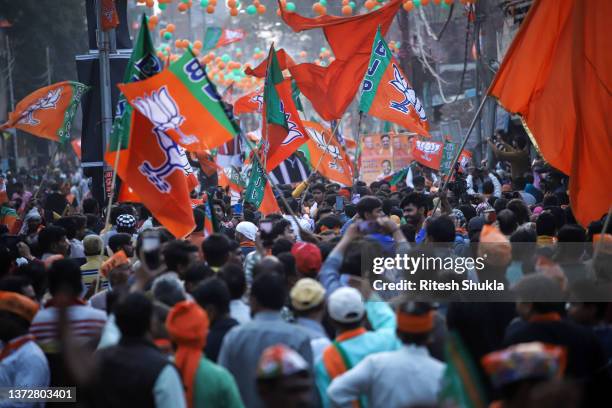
[1,0,608,236]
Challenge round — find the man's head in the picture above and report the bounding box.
[498,209,518,236]
[115,292,153,338]
[219,263,247,300]
[163,240,199,278]
[115,214,137,234]
[311,183,326,205]
[396,302,434,346]
[381,160,392,175]
[235,221,258,243]
[356,196,383,221]
[38,226,69,256]
[192,277,231,323]
[48,259,82,298]
[400,192,426,226]
[380,134,391,149]
[514,274,564,320]
[183,261,214,294]
[0,290,39,341]
[291,242,322,277]
[108,233,134,258]
[83,234,103,257]
[555,224,586,261]
[536,212,556,237]
[250,272,287,315]
[426,216,455,243]
[202,233,232,268]
[327,287,365,331]
[290,278,325,317]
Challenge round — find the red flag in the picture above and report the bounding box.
[194,151,220,177]
[118,184,141,203]
[105,112,195,238]
[233,89,263,115]
[489,0,611,226]
[71,139,82,159]
[280,0,402,120]
[244,49,296,78]
[260,182,281,216]
[101,0,119,32]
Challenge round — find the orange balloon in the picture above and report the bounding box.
[312,3,326,15]
[230,7,239,16]
[421,0,430,4]
[193,40,203,49]
[299,51,307,58]
[159,29,167,38]
[218,62,226,69]
[157,51,165,59]
[403,1,414,11]
[145,0,154,8]
[206,5,215,13]
[175,39,183,48]
[342,0,349,4]
[227,0,237,7]
[182,39,190,48]
[364,0,376,10]
[257,4,266,14]
[192,48,200,56]
[166,23,175,32]
[444,0,453,4]
[342,5,352,15]
[178,3,188,12]
[149,15,159,25]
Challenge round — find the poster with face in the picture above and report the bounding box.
[359,133,414,183]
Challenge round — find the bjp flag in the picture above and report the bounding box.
[360,28,429,137]
[244,49,296,78]
[0,81,88,143]
[118,51,237,153]
[303,121,353,186]
[489,0,612,226]
[233,89,263,115]
[411,139,443,170]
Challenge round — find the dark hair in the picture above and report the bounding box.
[458,204,477,223]
[344,204,357,218]
[412,176,425,189]
[14,262,46,301]
[82,198,99,215]
[316,216,342,234]
[108,233,132,254]
[251,272,286,310]
[426,216,455,243]
[400,192,426,210]
[192,277,231,315]
[356,196,382,218]
[0,275,31,295]
[542,195,559,207]
[507,199,530,225]
[514,274,565,307]
[115,293,152,338]
[271,219,292,240]
[38,226,66,253]
[498,209,518,236]
[483,180,494,195]
[219,263,246,300]
[536,212,556,236]
[202,233,232,267]
[54,217,77,240]
[184,261,214,287]
[311,183,326,194]
[163,240,198,272]
[193,208,205,233]
[557,224,586,243]
[276,252,297,283]
[494,198,509,214]
[47,259,82,297]
[271,238,293,256]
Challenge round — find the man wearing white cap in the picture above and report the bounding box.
[314,287,399,408]
[235,221,258,257]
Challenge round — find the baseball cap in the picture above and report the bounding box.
[291,242,322,276]
[257,344,309,380]
[328,287,365,323]
[290,278,326,311]
[116,214,136,229]
[236,221,258,242]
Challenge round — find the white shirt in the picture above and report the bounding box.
[327,344,446,408]
[229,299,251,324]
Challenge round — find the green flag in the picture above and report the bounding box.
[108,14,160,152]
[244,159,267,208]
[264,46,288,129]
[389,166,409,186]
[439,141,458,175]
[291,79,304,112]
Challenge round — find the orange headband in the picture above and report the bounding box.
[0,291,39,322]
[396,310,434,334]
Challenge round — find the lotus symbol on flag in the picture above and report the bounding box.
[280,102,304,146]
[18,88,62,126]
[251,94,264,112]
[309,127,343,171]
[139,130,192,193]
[389,65,427,121]
[416,140,440,162]
[132,86,198,145]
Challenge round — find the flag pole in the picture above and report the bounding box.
[431,93,490,215]
[351,111,365,196]
[32,143,60,202]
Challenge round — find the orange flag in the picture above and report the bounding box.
[303,121,353,186]
[101,0,119,32]
[489,0,612,226]
[244,49,296,78]
[106,112,195,238]
[233,89,263,115]
[118,52,237,153]
[0,81,88,143]
[280,0,402,120]
[260,182,281,216]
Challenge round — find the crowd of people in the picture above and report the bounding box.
[1,130,612,408]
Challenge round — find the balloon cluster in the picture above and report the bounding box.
[341,0,357,15]
[402,0,474,11]
[276,0,296,16]
[312,1,327,16]
[245,0,267,15]
[199,0,218,14]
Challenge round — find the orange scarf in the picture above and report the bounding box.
[166,301,209,408]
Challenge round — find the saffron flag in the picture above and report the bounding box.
[360,28,429,137]
[233,88,263,115]
[118,50,237,152]
[262,46,309,171]
[101,0,119,32]
[489,0,612,226]
[280,0,402,120]
[105,15,195,238]
[202,27,246,51]
[71,139,82,160]
[412,140,443,170]
[303,121,353,186]
[0,81,88,143]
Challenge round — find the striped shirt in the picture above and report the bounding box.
[30,302,107,354]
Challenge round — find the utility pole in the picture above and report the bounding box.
[5,36,18,170]
[96,0,113,150]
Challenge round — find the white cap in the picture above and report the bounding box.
[328,287,365,323]
[236,221,258,241]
